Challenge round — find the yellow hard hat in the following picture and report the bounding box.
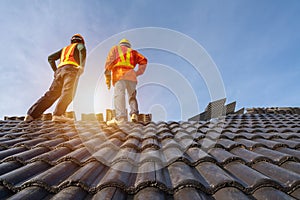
[119,38,131,47]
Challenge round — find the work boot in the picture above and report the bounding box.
[24,115,34,122]
[52,115,74,123]
[106,117,126,126]
[130,113,138,122]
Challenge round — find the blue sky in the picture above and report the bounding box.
[0,0,299,121]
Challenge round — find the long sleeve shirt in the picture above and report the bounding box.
[105,45,147,85]
[48,43,86,72]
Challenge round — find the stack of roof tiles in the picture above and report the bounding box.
[247,107,300,115]
[0,108,299,199]
[188,98,245,121]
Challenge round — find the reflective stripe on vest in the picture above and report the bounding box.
[57,43,80,68]
[114,46,134,68]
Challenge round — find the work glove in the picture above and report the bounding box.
[105,74,111,90]
[106,77,111,90]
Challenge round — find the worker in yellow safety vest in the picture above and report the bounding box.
[105,38,147,125]
[24,34,86,122]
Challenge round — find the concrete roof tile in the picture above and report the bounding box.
[253,187,297,200]
[0,111,299,199]
[290,188,300,199]
[6,186,49,200]
[253,161,300,189]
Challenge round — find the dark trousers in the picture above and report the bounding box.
[27,65,79,119]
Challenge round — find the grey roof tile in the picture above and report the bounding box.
[0,185,14,199]
[186,147,215,164]
[163,147,185,164]
[2,147,49,164]
[169,161,206,190]
[230,147,270,164]
[0,137,28,148]
[62,161,107,189]
[280,161,300,174]
[255,132,280,139]
[61,147,93,164]
[50,186,88,200]
[91,187,122,200]
[0,111,299,199]
[253,187,297,200]
[253,138,285,149]
[213,187,251,200]
[57,137,83,150]
[34,137,66,149]
[139,149,166,164]
[221,132,239,140]
[208,148,244,165]
[30,147,71,165]
[290,188,300,199]
[235,138,264,150]
[0,161,23,176]
[235,132,257,139]
[141,138,160,151]
[216,138,241,150]
[158,131,174,140]
[277,147,300,160]
[16,137,51,148]
[253,161,300,189]
[0,161,50,190]
[272,138,300,149]
[93,146,119,164]
[132,187,166,200]
[97,161,136,191]
[134,162,156,187]
[27,161,79,189]
[7,186,49,200]
[111,148,139,165]
[174,187,213,200]
[121,137,141,150]
[0,147,27,160]
[154,162,173,190]
[196,162,239,193]
[161,138,180,149]
[252,147,297,164]
[224,161,278,191]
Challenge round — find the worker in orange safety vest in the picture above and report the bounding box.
[105,38,147,125]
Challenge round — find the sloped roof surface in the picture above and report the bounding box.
[0,112,299,199]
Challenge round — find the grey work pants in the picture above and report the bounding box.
[114,80,139,120]
[27,65,79,118]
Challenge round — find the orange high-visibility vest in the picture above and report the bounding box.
[114,46,135,68]
[112,46,135,84]
[57,43,80,68]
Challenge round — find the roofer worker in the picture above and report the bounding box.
[24,34,86,122]
[105,38,147,125]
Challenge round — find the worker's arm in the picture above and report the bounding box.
[135,52,147,76]
[77,43,86,75]
[48,49,62,72]
[104,47,116,90]
[136,64,147,76]
[105,46,117,71]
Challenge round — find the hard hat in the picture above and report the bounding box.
[71,33,85,44]
[119,38,131,47]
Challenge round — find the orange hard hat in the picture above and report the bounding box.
[71,33,85,44]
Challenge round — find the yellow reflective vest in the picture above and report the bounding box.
[57,43,80,68]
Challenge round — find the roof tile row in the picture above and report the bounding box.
[0,113,299,199]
